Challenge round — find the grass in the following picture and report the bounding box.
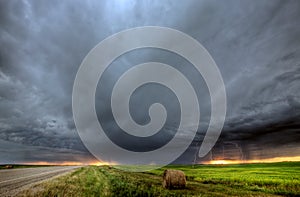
[150,162,300,196]
[18,162,300,197]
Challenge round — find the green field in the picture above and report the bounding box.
[19,162,300,197]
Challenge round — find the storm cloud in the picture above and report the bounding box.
[0,0,299,164]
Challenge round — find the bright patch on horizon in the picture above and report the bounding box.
[202,156,300,165]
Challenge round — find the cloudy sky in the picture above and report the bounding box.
[0,0,299,164]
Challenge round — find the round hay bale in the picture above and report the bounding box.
[163,169,186,189]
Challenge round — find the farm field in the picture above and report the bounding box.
[17,162,300,197]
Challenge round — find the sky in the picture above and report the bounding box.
[0,0,299,164]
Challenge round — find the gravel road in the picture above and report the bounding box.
[0,166,80,196]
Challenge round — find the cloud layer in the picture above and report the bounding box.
[0,0,299,163]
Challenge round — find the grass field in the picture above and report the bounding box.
[18,162,300,197]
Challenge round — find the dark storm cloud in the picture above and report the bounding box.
[0,0,299,163]
[0,139,96,164]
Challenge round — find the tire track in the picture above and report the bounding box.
[0,166,80,196]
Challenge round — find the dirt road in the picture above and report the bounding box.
[0,166,80,196]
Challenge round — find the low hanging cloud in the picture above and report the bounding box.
[0,0,299,164]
